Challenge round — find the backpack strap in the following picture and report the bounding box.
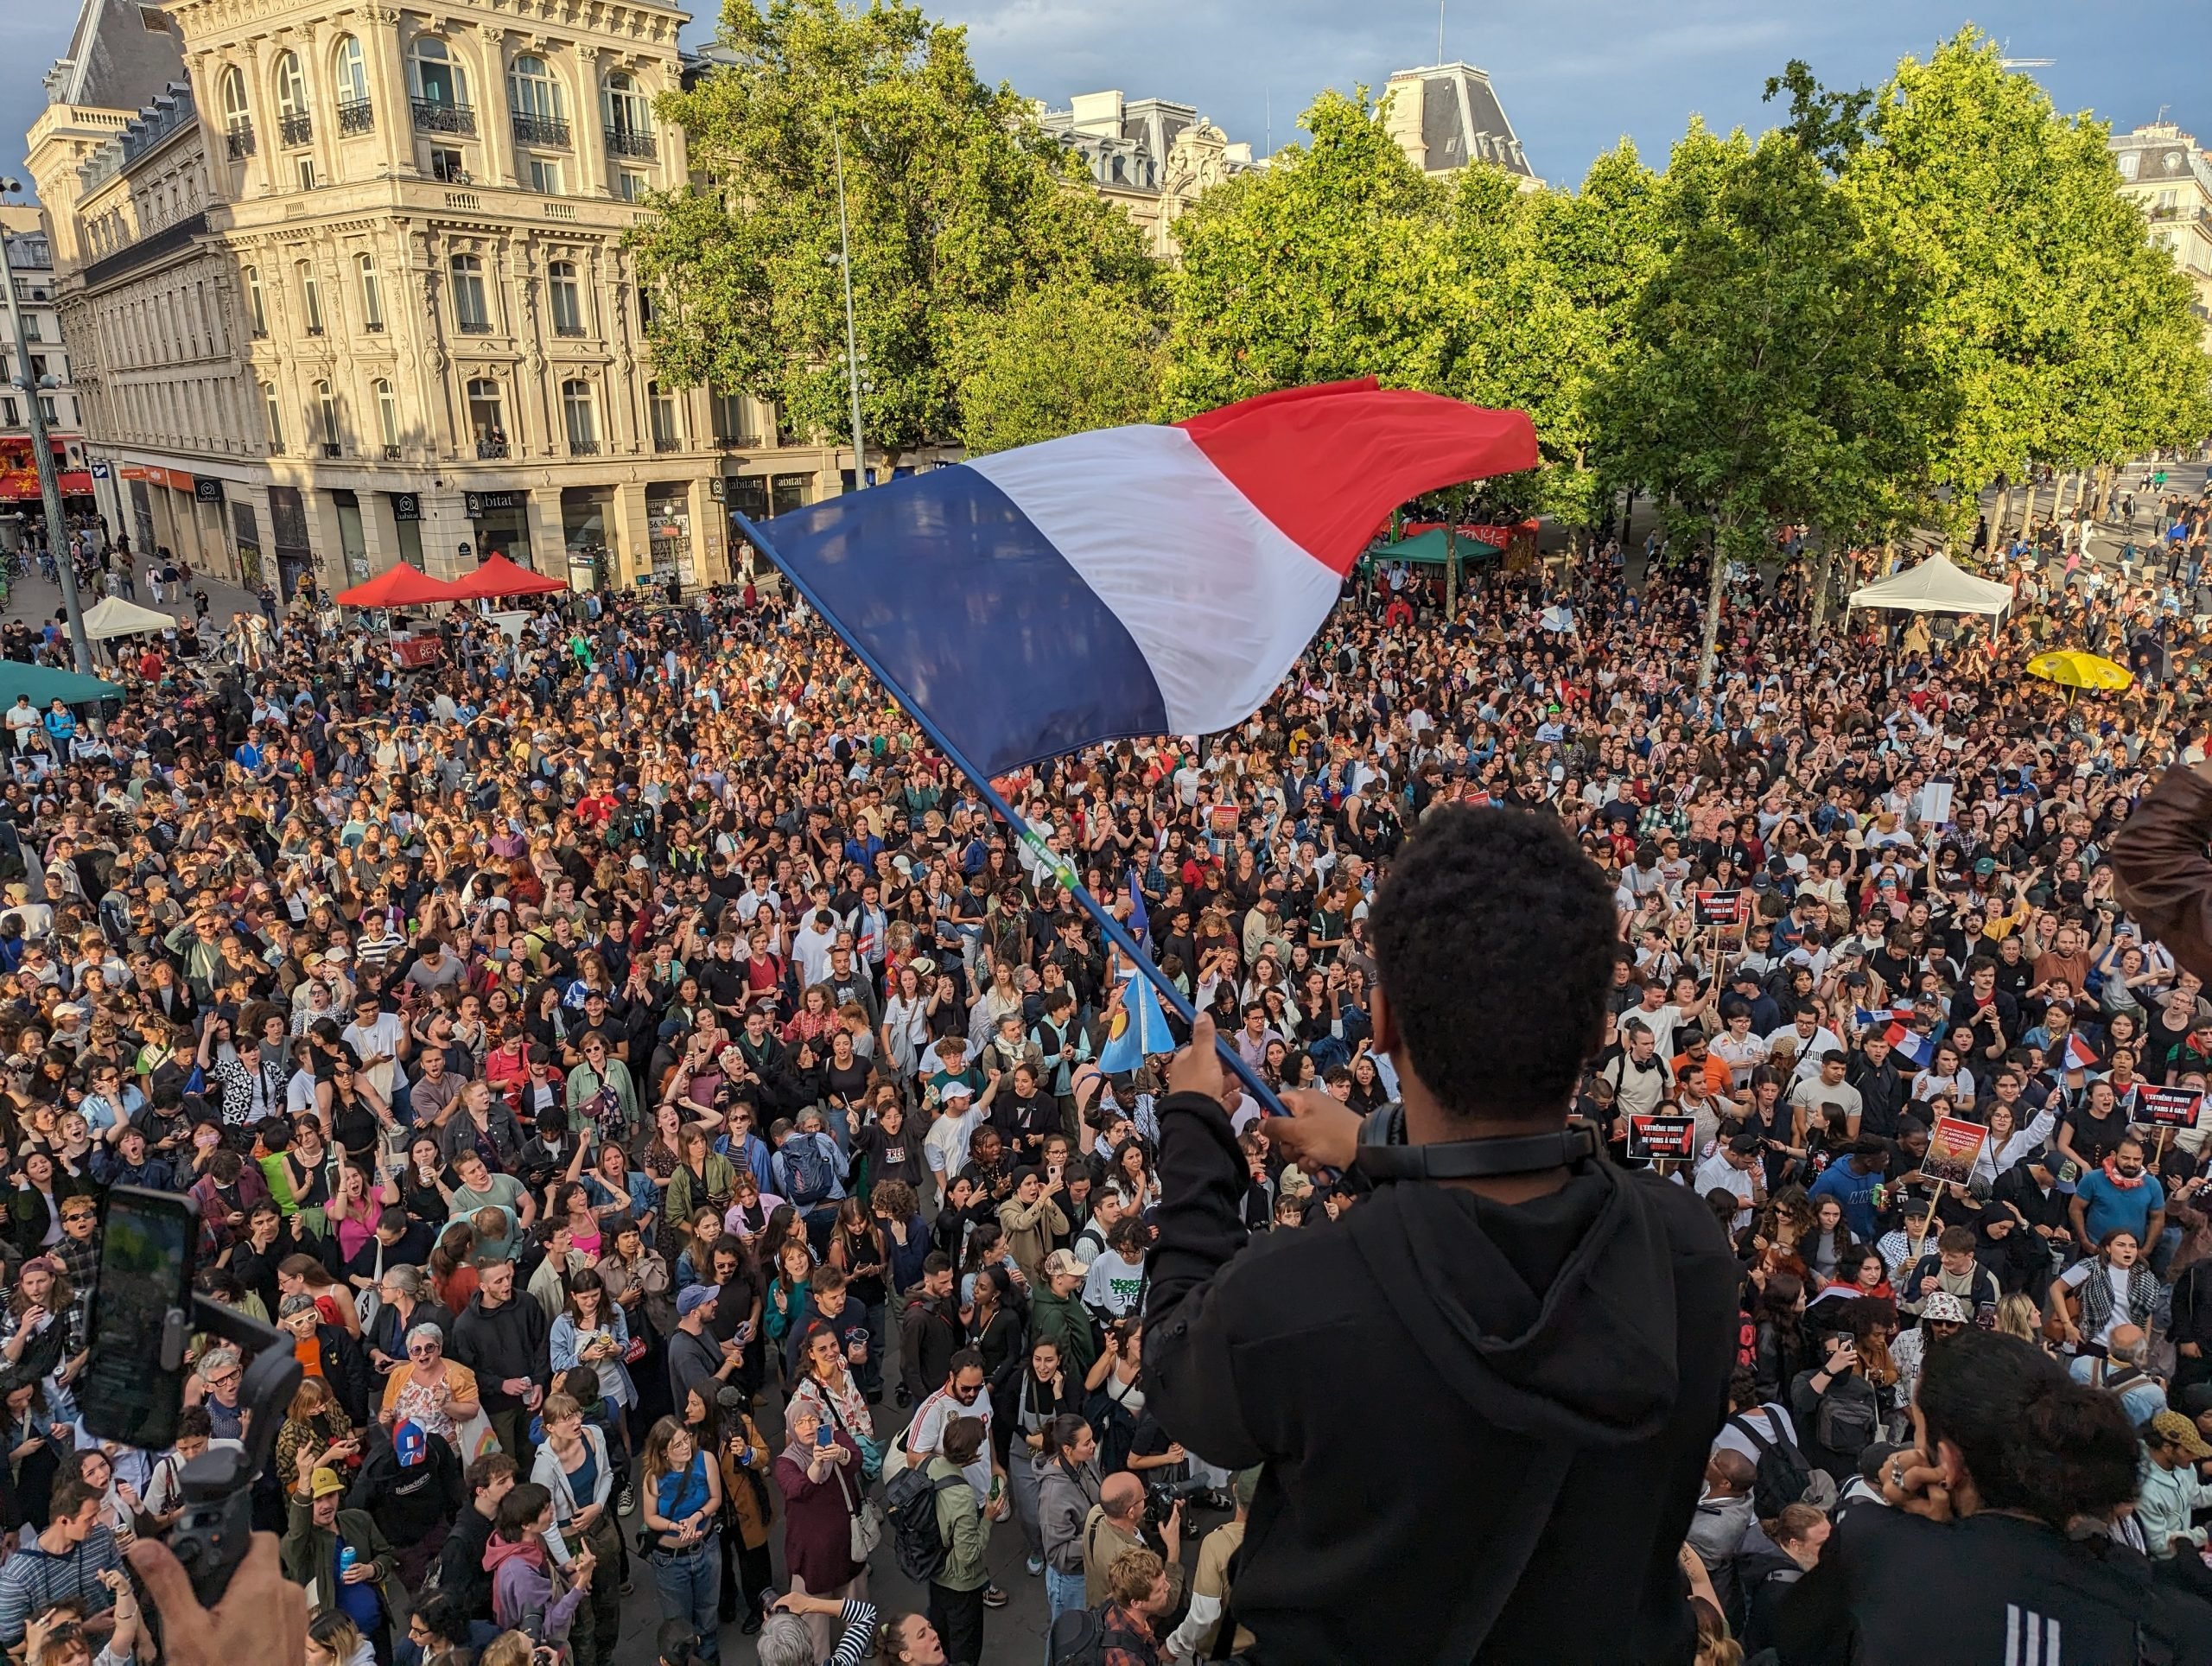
[1727,1412,1777,1459]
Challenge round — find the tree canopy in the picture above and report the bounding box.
[631,0,1157,462]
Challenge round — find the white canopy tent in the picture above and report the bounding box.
[1846,551,2012,616]
[78,595,181,639]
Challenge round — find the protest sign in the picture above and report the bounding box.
[1920,1116,1987,1186]
[1627,1116,1697,1160]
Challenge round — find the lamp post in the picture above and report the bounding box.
[0,180,91,675]
[829,125,871,492]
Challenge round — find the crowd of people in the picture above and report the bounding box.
[0,460,2202,1666]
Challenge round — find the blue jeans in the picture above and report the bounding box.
[1045,1565,1084,1642]
[650,1534,721,1661]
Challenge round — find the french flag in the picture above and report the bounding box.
[2063,1033,2101,1073]
[753,380,1537,778]
[1885,1022,1933,1070]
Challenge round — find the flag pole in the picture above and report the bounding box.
[733,511,1287,1118]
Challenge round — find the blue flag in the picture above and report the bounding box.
[1098,970,1174,1073]
[1126,868,1149,948]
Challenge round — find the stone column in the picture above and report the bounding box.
[525,486,563,575]
[612,478,647,586]
[358,5,411,178]
[573,47,609,199]
[475,26,516,188]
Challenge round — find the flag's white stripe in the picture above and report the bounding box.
[969,425,1340,739]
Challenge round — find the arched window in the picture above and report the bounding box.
[546,259,583,334]
[218,65,250,132]
[357,252,384,329]
[410,36,469,107]
[602,71,651,143]
[261,381,283,451]
[243,264,267,334]
[374,378,399,450]
[315,379,340,449]
[449,253,489,331]
[562,378,597,447]
[334,35,368,105]
[509,54,563,121]
[273,50,308,118]
[297,261,323,333]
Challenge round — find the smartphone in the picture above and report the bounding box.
[815,1423,834,1450]
[79,1185,198,1449]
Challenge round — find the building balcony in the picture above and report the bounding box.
[383,443,402,460]
[306,325,325,336]
[512,112,569,148]
[412,99,476,137]
[278,111,313,147]
[337,99,374,137]
[322,442,341,458]
[553,321,586,337]
[568,437,601,455]
[604,125,655,159]
[714,432,763,450]
[455,319,491,334]
[477,439,509,459]
[653,435,685,453]
[225,122,255,160]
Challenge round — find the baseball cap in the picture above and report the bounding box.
[2153,1410,2212,1459]
[1920,1293,1973,1324]
[676,1284,717,1319]
[938,1079,975,1102]
[394,1420,428,1469]
[310,1466,346,1498]
[1041,1249,1084,1280]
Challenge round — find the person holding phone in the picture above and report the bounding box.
[1790,1329,1884,1485]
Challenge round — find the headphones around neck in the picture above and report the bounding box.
[1355,1103,1601,1184]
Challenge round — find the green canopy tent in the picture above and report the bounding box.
[0,662,124,709]
[1366,527,1508,565]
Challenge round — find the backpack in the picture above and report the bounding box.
[784,1136,835,1208]
[883,1465,964,1583]
[1046,1603,1148,1666]
[1813,1379,1879,1462]
[1728,1410,1828,1521]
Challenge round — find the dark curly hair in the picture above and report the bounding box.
[1370,805,1616,1122]
[1918,1326,2139,1529]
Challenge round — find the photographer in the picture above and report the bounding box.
[1079,1472,1183,1612]
[1791,1331,1883,1486]
[1141,807,1738,1663]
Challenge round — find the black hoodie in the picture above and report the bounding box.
[1143,1090,1738,1665]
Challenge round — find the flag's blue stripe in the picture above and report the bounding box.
[765,466,1170,778]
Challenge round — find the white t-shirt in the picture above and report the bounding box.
[2059,1259,2138,1349]
[1713,1402,1798,1468]
[907,1384,995,1504]
[342,1011,409,1098]
[1082,1250,1147,1319]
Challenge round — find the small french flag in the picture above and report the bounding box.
[756,380,1537,778]
[1885,1022,1933,1070]
[2063,1033,2101,1073]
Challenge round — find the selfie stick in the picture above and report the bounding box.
[734,510,1288,1119]
[167,1296,302,1606]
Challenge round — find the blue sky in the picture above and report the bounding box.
[5,0,2208,197]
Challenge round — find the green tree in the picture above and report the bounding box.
[954,285,1160,455]
[1595,121,1936,687]
[1159,89,1454,416]
[631,0,1157,464]
[1840,29,2212,539]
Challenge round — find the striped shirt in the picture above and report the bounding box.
[0,1525,123,1645]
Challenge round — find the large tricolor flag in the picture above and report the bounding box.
[755,380,1538,778]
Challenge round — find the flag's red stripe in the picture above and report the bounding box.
[1175,378,1539,575]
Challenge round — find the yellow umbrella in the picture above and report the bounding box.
[2026,650,2133,692]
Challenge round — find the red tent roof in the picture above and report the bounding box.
[448,554,568,600]
[335,564,463,607]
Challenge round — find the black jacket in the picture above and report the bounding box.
[448,1289,549,1414]
[1774,1497,2212,1663]
[310,1322,374,1428]
[1141,1091,1738,1665]
[1847,1055,1909,1140]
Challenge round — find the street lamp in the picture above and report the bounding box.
[828,125,868,492]
[0,176,91,675]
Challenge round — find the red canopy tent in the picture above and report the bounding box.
[448,554,568,600]
[334,565,462,607]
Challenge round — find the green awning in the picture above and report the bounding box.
[0,662,124,707]
[1366,527,1505,565]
